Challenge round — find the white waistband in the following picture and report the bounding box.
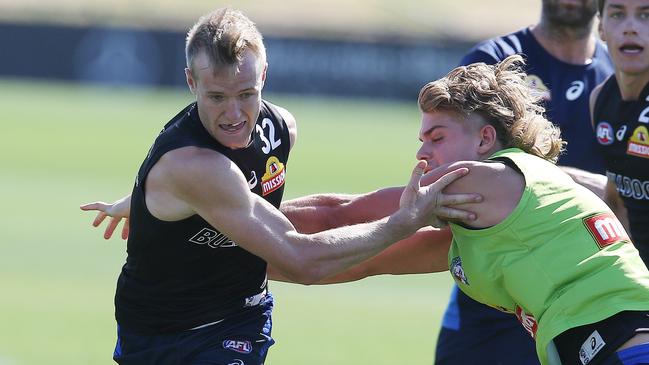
[188,288,268,331]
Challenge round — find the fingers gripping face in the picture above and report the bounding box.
[425,168,480,225]
[399,163,479,229]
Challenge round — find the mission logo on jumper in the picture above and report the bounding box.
[596,122,615,145]
[450,256,468,285]
[583,213,630,249]
[627,126,649,158]
[261,156,285,196]
[223,340,253,354]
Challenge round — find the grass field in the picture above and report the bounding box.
[0,78,455,365]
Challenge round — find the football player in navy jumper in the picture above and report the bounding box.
[80,7,480,365]
[591,0,649,267]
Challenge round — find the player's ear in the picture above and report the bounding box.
[185,67,197,95]
[477,124,497,154]
[598,16,606,42]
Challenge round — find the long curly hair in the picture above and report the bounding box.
[418,55,565,162]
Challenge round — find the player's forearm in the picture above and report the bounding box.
[280,188,404,233]
[280,193,358,233]
[284,215,416,285]
[314,227,453,284]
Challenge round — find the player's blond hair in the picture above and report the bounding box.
[185,8,266,77]
[418,55,565,163]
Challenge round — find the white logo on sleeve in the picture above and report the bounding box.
[579,330,605,365]
[616,125,628,141]
[248,171,258,189]
[566,81,585,101]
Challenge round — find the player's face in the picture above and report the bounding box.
[542,0,598,27]
[186,50,266,149]
[600,0,649,76]
[416,109,485,171]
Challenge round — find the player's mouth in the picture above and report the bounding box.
[219,121,246,133]
[620,43,644,55]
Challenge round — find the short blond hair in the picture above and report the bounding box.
[418,55,565,162]
[185,8,266,75]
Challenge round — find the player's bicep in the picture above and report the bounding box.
[168,151,298,262]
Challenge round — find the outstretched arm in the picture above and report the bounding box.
[280,165,458,234]
[164,147,479,285]
[273,166,470,284]
[268,226,452,284]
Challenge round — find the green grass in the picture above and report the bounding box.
[0,78,453,365]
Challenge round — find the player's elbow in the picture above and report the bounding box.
[274,263,324,285]
[268,251,326,285]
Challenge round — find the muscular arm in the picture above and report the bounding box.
[280,166,460,233]
[82,105,299,240]
[273,168,460,284]
[156,147,478,285]
[268,227,453,284]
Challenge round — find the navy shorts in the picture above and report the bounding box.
[113,293,274,365]
[435,286,539,365]
[587,342,649,365]
[554,311,649,365]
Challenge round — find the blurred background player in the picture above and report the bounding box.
[591,0,649,266]
[435,1,614,364]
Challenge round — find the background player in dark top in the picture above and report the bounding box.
[591,0,649,266]
[434,1,615,364]
[80,7,481,365]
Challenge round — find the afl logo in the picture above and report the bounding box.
[596,122,614,145]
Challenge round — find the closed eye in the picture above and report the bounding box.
[609,10,624,19]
